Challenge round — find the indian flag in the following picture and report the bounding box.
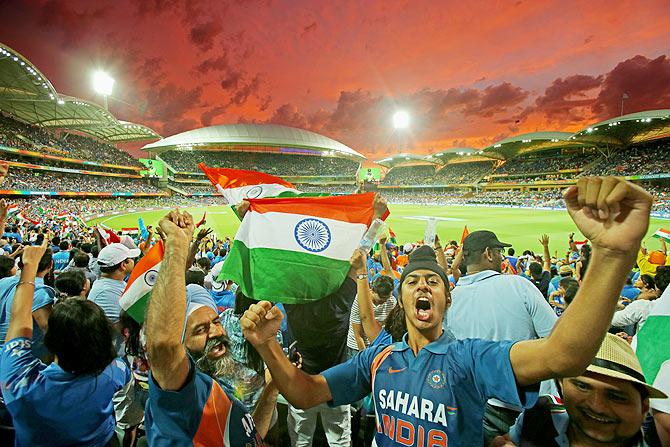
[120,241,163,323]
[219,192,387,304]
[652,228,670,242]
[199,163,300,204]
[7,204,19,215]
[635,286,670,387]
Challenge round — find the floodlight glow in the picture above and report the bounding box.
[393,111,410,129]
[93,71,114,96]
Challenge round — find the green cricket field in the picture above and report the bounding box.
[86,204,668,254]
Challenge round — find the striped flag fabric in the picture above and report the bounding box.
[6,204,19,215]
[97,224,121,246]
[219,192,388,304]
[653,228,670,242]
[199,163,301,204]
[635,286,670,387]
[120,240,164,323]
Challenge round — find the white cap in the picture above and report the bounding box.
[404,243,414,253]
[120,235,140,251]
[209,262,225,291]
[98,243,141,267]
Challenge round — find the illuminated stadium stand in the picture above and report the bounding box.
[141,123,364,196]
[0,42,163,197]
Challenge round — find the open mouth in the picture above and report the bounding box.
[205,339,228,359]
[415,297,433,321]
[581,409,616,425]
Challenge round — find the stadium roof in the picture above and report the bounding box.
[0,42,160,143]
[427,147,481,164]
[482,131,579,159]
[571,109,670,146]
[375,152,442,168]
[141,123,365,159]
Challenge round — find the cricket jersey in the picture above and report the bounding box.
[145,357,263,446]
[322,331,538,446]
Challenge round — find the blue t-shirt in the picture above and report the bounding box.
[52,250,70,272]
[621,284,641,301]
[145,357,262,446]
[0,337,130,446]
[210,289,235,314]
[322,332,538,446]
[506,256,519,269]
[88,277,126,323]
[0,275,54,360]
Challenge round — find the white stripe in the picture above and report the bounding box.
[220,184,300,204]
[119,261,162,310]
[235,211,367,261]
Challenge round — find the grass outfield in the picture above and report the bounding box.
[86,204,668,254]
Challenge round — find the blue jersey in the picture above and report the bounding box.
[52,250,70,272]
[0,337,130,446]
[145,357,263,446]
[323,332,538,446]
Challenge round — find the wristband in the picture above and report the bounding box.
[356,274,368,280]
[18,281,35,287]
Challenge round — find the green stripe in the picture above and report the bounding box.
[126,291,151,323]
[636,315,670,383]
[219,240,349,304]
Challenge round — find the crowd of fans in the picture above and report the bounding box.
[159,150,360,176]
[5,169,161,194]
[582,142,670,176]
[380,165,436,185]
[0,176,667,446]
[494,152,597,176]
[433,161,494,183]
[0,115,141,168]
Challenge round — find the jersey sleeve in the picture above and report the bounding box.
[0,337,45,405]
[322,344,387,407]
[32,287,54,312]
[462,339,539,409]
[519,278,557,337]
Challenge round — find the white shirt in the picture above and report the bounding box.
[611,299,655,333]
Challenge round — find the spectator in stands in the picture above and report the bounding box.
[0,256,16,279]
[70,252,97,287]
[0,242,130,446]
[575,244,591,283]
[503,334,666,446]
[143,210,265,445]
[346,274,396,356]
[0,248,54,361]
[54,269,89,301]
[447,229,558,442]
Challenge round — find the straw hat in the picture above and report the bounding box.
[585,334,667,399]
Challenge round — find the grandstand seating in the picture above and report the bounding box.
[381,165,436,186]
[159,150,359,176]
[5,169,160,194]
[433,161,494,184]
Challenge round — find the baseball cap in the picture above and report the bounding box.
[559,265,574,275]
[586,333,666,399]
[97,243,141,267]
[403,243,414,254]
[462,230,511,253]
[209,261,225,292]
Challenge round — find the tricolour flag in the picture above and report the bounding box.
[653,228,670,242]
[199,163,300,204]
[6,204,19,215]
[120,241,164,323]
[219,193,388,304]
[97,224,121,246]
[635,286,670,386]
[56,211,69,220]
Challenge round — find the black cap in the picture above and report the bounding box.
[462,230,511,253]
[399,245,450,288]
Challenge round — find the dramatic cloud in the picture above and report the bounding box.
[189,21,223,52]
[533,74,603,122]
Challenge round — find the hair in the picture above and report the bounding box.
[463,247,485,266]
[51,236,60,246]
[91,246,99,258]
[80,243,92,254]
[234,290,265,374]
[44,300,116,375]
[59,241,69,251]
[119,310,144,358]
[654,266,670,294]
[74,252,89,268]
[35,234,45,245]
[99,261,124,274]
[185,269,205,287]
[508,248,515,256]
[559,277,580,306]
[0,256,15,278]
[640,274,656,291]
[196,257,211,271]
[54,269,86,299]
[528,262,543,278]
[18,248,52,273]
[550,265,558,277]
[383,305,407,342]
[372,275,394,299]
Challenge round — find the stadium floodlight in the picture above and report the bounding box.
[393,110,410,129]
[93,71,114,110]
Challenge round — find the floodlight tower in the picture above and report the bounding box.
[93,71,115,110]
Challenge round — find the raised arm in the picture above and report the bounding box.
[185,227,212,272]
[378,236,393,276]
[350,249,382,343]
[539,234,551,272]
[451,247,463,283]
[145,210,194,391]
[5,241,48,342]
[511,177,652,386]
[241,301,332,409]
[434,235,448,271]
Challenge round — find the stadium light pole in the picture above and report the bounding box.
[93,71,115,111]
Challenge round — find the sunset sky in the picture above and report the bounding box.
[1,0,670,158]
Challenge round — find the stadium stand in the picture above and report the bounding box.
[5,169,160,193]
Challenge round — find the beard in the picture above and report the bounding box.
[194,336,248,384]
